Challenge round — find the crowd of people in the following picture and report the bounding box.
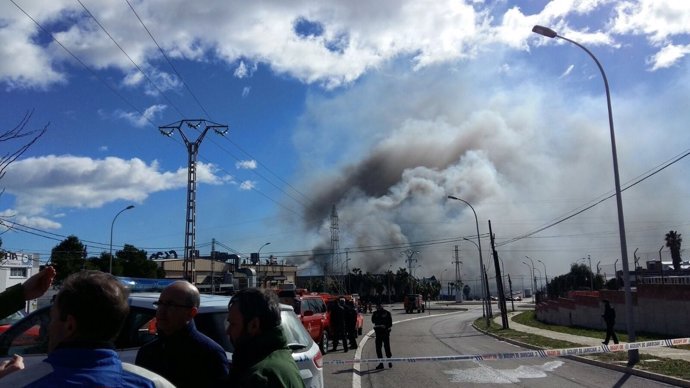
[0,267,400,386]
[0,267,305,387]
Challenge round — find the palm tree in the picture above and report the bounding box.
[665,230,683,271]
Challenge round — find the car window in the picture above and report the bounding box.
[314,300,326,313]
[0,311,25,326]
[0,306,50,357]
[280,310,312,349]
[115,306,157,349]
[195,311,233,352]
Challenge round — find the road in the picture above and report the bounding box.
[322,303,676,387]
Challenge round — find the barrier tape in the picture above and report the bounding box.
[323,337,690,365]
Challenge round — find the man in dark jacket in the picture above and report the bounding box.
[344,300,358,349]
[136,281,229,387]
[1,270,173,387]
[226,288,304,388]
[330,298,348,352]
[371,302,393,370]
[601,300,619,345]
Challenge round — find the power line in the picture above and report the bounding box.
[76,0,187,117]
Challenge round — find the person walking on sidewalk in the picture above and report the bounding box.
[371,302,393,370]
[601,300,619,345]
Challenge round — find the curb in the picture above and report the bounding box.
[472,323,690,387]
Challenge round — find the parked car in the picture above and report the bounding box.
[0,311,26,334]
[404,294,425,313]
[0,292,324,388]
[278,290,329,354]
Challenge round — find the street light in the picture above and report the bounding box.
[581,256,594,290]
[525,256,537,299]
[532,25,637,363]
[522,261,534,303]
[257,242,271,287]
[109,205,135,274]
[537,259,548,297]
[448,195,490,327]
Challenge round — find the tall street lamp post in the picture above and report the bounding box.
[537,259,548,298]
[257,242,271,287]
[525,256,537,299]
[448,195,490,327]
[109,205,135,274]
[532,25,637,363]
[522,260,535,303]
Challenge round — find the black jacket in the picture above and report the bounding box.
[135,321,229,388]
[372,308,392,335]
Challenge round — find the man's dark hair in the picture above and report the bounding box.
[55,270,129,341]
[230,288,281,331]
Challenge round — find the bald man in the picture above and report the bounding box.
[135,281,229,388]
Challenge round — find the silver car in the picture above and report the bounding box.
[0,292,324,388]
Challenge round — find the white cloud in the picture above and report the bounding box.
[241,86,251,98]
[647,43,690,70]
[2,0,654,90]
[115,104,167,128]
[560,64,575,78]
[1,155,229,216]
[236,160,257,170]
[239,180,256,190]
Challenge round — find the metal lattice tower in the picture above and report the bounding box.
[159,119,228,282]
[329,205,344,293]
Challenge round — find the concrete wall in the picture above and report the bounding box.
[536,284,690,337]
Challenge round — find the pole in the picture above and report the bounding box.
[538,259,548,298]
[447,196,490,327]
[257,242,270,288]
[109,205,134,274]
[525,256,537,301]
[489,221,508,329]
[532,25,637,363]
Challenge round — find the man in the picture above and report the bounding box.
[226,288,304,388]
[136,281,229,387]
[371,302,393,370]
[601,300,619,345]
[344,299,358,349]
[0,266,55,320]
[329,298,348,352]
[1,270,173,386]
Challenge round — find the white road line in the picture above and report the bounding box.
[351,311,462,388]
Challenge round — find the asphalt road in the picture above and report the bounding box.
[323,304,676,388]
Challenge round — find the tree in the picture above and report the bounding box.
[665,230,683,271]
[1,111,48,182]
[117,244,164,278]
[51,236,87,282]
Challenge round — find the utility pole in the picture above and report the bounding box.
[508,274,515,312]
[453,245,463,302]
[489,220,509,329]
[159,119,228,282]
[401,249,419,294]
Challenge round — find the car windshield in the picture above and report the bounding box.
[0,311,25,326]
[280,310,312,350]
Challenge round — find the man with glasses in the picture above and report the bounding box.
[136,281,228,387]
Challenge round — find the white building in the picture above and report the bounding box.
[0,252,40,313]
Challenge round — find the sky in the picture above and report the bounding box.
[1,0,690,292]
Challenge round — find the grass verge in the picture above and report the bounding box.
[474,313,690,381]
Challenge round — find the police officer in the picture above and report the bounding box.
[371,302,392,370]
[344,300,358,349]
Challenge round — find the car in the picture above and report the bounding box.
[404,294,425,313]
[0,311,26,334]
[0,292,324,388]
[278,290,330,354]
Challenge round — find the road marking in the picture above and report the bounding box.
[351,311,462,388]
[335,336,690,367]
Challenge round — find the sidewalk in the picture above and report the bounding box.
[495,311,690,362]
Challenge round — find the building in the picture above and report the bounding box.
[0,252,40,313]
[156,253,298,292]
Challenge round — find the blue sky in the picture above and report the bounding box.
[1,0,690,288]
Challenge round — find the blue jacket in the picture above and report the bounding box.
[1,341,173,387]
[135,320,229,387]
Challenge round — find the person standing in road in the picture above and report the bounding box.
[371,302,393,370]
[330,298,348,352]
[136,281,229,387]
[601,300,619,345]
[0,270,173,386]
[344,299,358,349]
[225,288,304,388]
